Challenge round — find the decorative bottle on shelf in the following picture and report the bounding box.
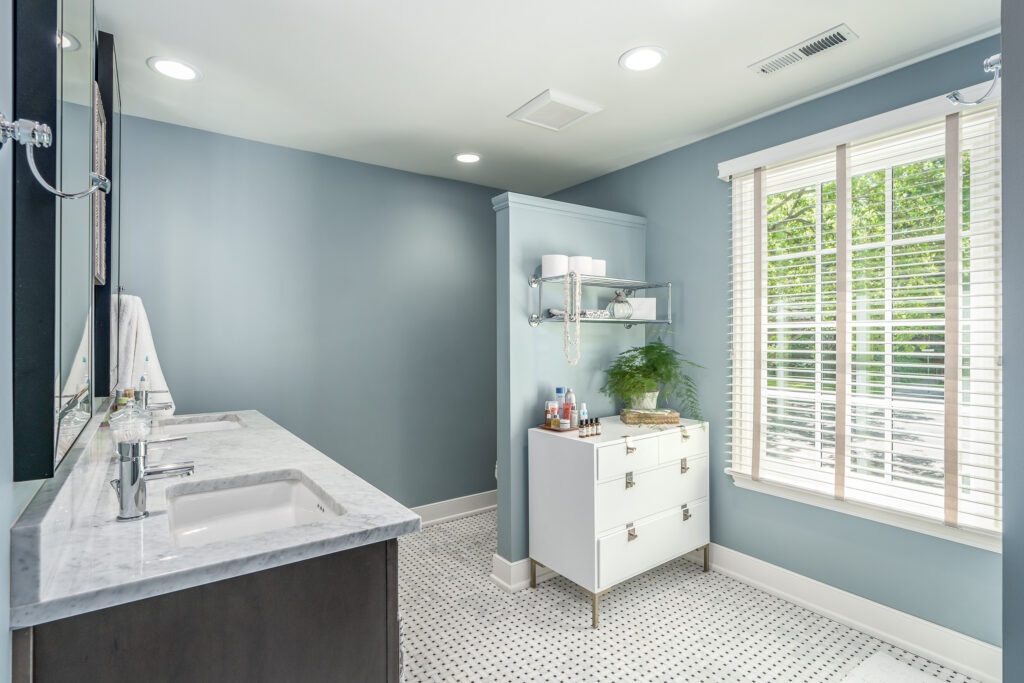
[606,291,633,319]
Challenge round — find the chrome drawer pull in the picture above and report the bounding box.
[681,504,691,522]
[627,522,637,542]
[625,472,635,490]
[626,446,637,455]
[680,458,689,474]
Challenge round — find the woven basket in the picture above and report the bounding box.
[620,408,680,425]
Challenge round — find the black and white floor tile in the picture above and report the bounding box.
[398,510,974,682]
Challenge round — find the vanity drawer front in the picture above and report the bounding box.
[658,424,709,464]
[595,456,708,533]
[597,498,709,591]
[596,437,659,481]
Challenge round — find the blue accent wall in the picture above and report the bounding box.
[553,37,1003,645]
[1000,0,1021,675]
[118,116,499,509]
[493,194,646,561]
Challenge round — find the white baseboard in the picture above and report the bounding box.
[489,553,556,593]
[412,489,497,528]
[704,543,1001,683]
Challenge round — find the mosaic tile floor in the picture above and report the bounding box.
[398,511,974,683]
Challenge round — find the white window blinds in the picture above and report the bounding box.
[727,103,1002,536]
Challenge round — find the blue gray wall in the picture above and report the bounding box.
[494,194,646,561]
[119,116,498,509]
[1001,0,1021,675]
[553,37,1003,645]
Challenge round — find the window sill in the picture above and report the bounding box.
[725,468,1001,554]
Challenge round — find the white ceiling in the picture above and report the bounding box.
[95,0,999,196]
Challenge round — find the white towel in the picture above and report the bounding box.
[110,294,175,416]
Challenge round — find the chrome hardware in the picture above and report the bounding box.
[680,458,689,474]
[947,53,1002,106]
[626,522,637,542]
[625,472,635,490]
[626,445,637,455]
[111,437,193,521]
[137,388,172,412]
[681,504,691,522]
[0,111,110,199]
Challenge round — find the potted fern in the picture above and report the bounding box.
[601,339,703,420]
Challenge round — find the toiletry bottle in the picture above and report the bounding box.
[564,387,576,424]
[580,402,588,423]
[595,418,602,436]
[570,407,579,430]
[551,409,560,430]
[579,421,586,438]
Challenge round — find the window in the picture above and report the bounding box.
[727,104,1001,542]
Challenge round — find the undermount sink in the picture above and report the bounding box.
[166,470,344,548]
[156,413,244,436]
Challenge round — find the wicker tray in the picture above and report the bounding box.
[620,408,680,425]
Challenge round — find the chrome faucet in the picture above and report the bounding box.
[137,388,173,412]
[110,436,194,521]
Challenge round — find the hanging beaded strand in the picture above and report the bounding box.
[563,270,581,365]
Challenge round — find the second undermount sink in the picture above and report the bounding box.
[156,413,244,436]
[166,470,344,548]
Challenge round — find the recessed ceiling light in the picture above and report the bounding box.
[146,56,202,81]
[454,153,481,164]
[58,32,80,51]
[618,46,666,72]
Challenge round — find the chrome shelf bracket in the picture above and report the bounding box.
[0,111,110,199]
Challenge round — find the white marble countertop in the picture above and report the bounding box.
[10,410,421,628]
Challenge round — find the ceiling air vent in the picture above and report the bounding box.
[748,23,859,76]
[508,89,603,131]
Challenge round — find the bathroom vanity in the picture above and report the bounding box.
[528,416,709,627]
[10,411,420,682]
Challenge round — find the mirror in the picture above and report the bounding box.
[53,0,96,464]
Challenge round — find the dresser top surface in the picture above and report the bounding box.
[530,415,706,446]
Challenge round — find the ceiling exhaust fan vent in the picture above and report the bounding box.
[508,89,603,131]
[749,23,858,76]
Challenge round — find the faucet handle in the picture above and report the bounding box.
[146,435,187,445]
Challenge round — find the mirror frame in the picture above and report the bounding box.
[12,0,60,481]
[11,2,117,481]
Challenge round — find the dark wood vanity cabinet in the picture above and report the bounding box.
[13,539,400,682]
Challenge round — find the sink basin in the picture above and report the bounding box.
[156,413,243,436]
[166,470,343,548]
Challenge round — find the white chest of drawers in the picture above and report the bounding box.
[527,416,709,627]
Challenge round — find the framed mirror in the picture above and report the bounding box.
[12,0,118,480]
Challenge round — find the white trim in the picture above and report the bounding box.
[703,543,1002,683]
[489,553,556,593]
[412,489,497,528]
[726,469,1001,553]
[490,192,647,229]
[717,80,1000,179]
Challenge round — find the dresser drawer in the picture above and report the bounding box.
[597,498,709,590]
[595,455,708,533]
[658,423,709,464]
[596,436,659,481]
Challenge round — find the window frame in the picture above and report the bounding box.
[722,91,1002,553]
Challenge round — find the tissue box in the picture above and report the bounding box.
[627,298,657,320]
